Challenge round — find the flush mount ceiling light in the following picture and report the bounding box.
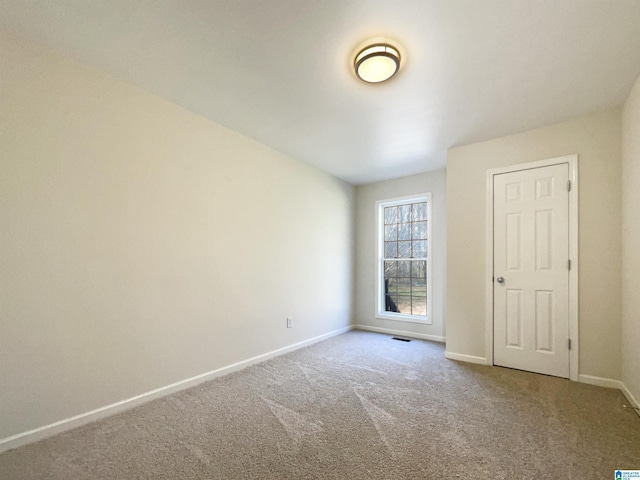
[354,43,401,83]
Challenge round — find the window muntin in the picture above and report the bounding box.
[377,195,431,323]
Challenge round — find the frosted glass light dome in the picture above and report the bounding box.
[354,43,401,83]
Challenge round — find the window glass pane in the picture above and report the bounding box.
[411,296,427,316]
[384,206,397,224]
[399,204,411,223]
[412,202,427,221]
[412,240,427,258]
[411,221,427,240]
[385,294,400,313]
[398,223,411,240]
[398,241,411,258]
[384,260,397,278]
[411,277,427,297]
[384,225,397,241]
[384,241,397,258]
[397,278,411,297]
[397,296,412,314]
[379,198,430,319]
[384,276,398,295]
[384,259,399,313]
[397,260,411,277]
[411,260,426,279]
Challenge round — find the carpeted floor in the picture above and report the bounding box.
[1,330,639,479]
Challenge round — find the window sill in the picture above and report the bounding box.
[375,313,432,325]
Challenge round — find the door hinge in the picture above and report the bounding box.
[567,180,572,192]
[568,339,572,350]
[568,259,571,270]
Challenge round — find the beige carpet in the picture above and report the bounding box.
[1,330,639,479]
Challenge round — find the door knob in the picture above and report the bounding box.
[496,276,505,284]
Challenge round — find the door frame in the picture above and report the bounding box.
[485,155,579,381]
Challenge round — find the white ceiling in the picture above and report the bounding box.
[2,1,640,185]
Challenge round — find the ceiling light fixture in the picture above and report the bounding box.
[354,43,401,83]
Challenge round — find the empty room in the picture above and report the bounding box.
[1,1,639,478]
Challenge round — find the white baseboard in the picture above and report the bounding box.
[444,351,489,365]
[353,324,445,343]
[579,375,640,419]
[578,374,622,390]
[0,326,351,454]
[620,382,640,419]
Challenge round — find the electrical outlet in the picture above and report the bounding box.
[286,317,292,328]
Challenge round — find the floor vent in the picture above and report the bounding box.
[392,337,411,342]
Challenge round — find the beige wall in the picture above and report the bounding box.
[355,170,446,341]
[0,32,355,440]
[446,110,622,380]
[621,75,640,405]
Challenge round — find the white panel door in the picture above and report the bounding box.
[493,163,570,378]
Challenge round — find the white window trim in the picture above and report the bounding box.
[375,193,432,324]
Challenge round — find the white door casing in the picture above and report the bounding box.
[485,155,578,381]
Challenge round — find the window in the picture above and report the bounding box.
[376,194,431,323]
